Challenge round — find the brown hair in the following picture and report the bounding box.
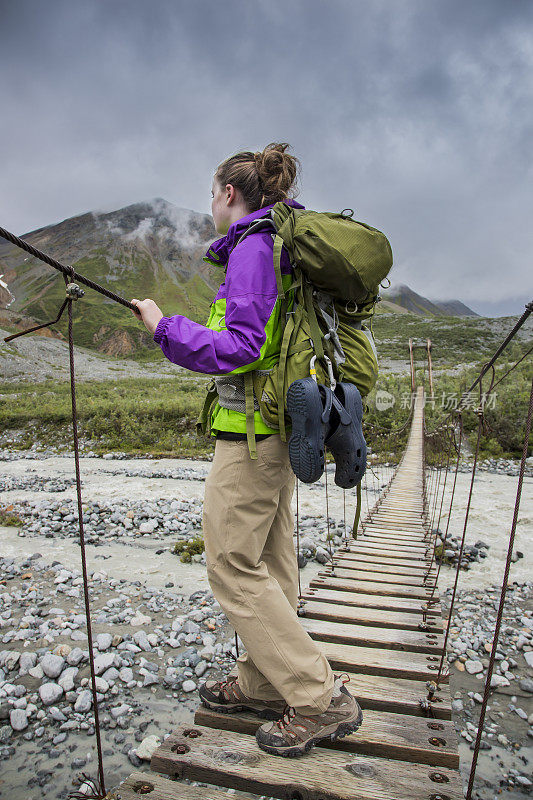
[214,142,300,211]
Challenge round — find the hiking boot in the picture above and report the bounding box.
[199,675,286,720]
[255,674,363,757]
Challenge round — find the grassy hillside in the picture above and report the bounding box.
[1,343,530,460]
[372,311,530,366]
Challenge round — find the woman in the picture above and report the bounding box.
[131,143,362,757]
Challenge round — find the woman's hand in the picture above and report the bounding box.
[131,298,164,335]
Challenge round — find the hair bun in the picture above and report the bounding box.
[215,142,300,212]
[256,143,299,203]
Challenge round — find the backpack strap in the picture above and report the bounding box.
[197,380,218,438]
[272,235,286,301]
[275,307,298,442]
[303,279,325,363]
[244,371,257,459]
[351,482,362,539]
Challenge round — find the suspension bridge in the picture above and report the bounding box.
[112,386,464,800]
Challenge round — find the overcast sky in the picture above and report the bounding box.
[1,0,532,316]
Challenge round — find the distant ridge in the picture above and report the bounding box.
[381,284,478,318]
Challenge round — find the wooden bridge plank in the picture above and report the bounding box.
[314,638,445,682]
[363,526,426,536]
[330,559,436,579]
[353,539,427,552]
[299,598,443,633]
[361,524,427,536]
[370,514,425,520]
[333,551,431,571]
[344,543,428,560]
[150,726,463,800]
[302,586,441,616]
[194,706,459,769]
[355,535,427,549]
[312,575,431,600]
[107,771,252,799]
[319,566,430,587]
[301,617,444,653]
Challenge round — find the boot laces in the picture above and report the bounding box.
[276,705,296,731]
[219,675,239,700]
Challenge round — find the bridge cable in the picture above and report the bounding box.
[465,376,533,799]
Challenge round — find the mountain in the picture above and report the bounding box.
[0,202,478,358]
[0,198,218,355]
[380,284,478,318]
[431,299,479,317]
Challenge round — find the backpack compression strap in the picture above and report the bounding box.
[244,372,257,460]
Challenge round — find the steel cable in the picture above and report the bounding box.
[465,376,533,800]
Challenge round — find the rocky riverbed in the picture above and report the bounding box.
[0,451,532,798]
[444,586,533,797]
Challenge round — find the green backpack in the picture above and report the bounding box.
[199,203,393,458]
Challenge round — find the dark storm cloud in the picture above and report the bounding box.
[1,0,532,314]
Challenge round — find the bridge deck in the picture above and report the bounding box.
[109,388,463,799]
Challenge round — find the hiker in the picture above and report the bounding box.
[130,142,363,757]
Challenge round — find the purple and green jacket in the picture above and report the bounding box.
[153,199,304,434]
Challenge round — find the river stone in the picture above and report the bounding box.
[490,674,510,689]
[67,647,85,666]
[524,651,533,668]
[58,667,78,692]
[95,677,109,693]
[133,631,152,651]
[18,652,38,675]
[465,659,483,675]
[3,652,20,671]
[48,707,67,722]
[74,690,92,713]
[10,709,28,731]
[101,667,119,684]
[519,678,533,693]
[130,613,151,627]
[94,654,115,675]
[0,725,11,743]
[119,667,134,683]
[182,679,196,692]
[135,735,160,760]
[110,703,130,719]
[28,665,44,680]
[41,653,65,679]
[39,683,64,706]
[96,633,113,651]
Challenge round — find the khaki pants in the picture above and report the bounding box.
[202,434,334,714]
